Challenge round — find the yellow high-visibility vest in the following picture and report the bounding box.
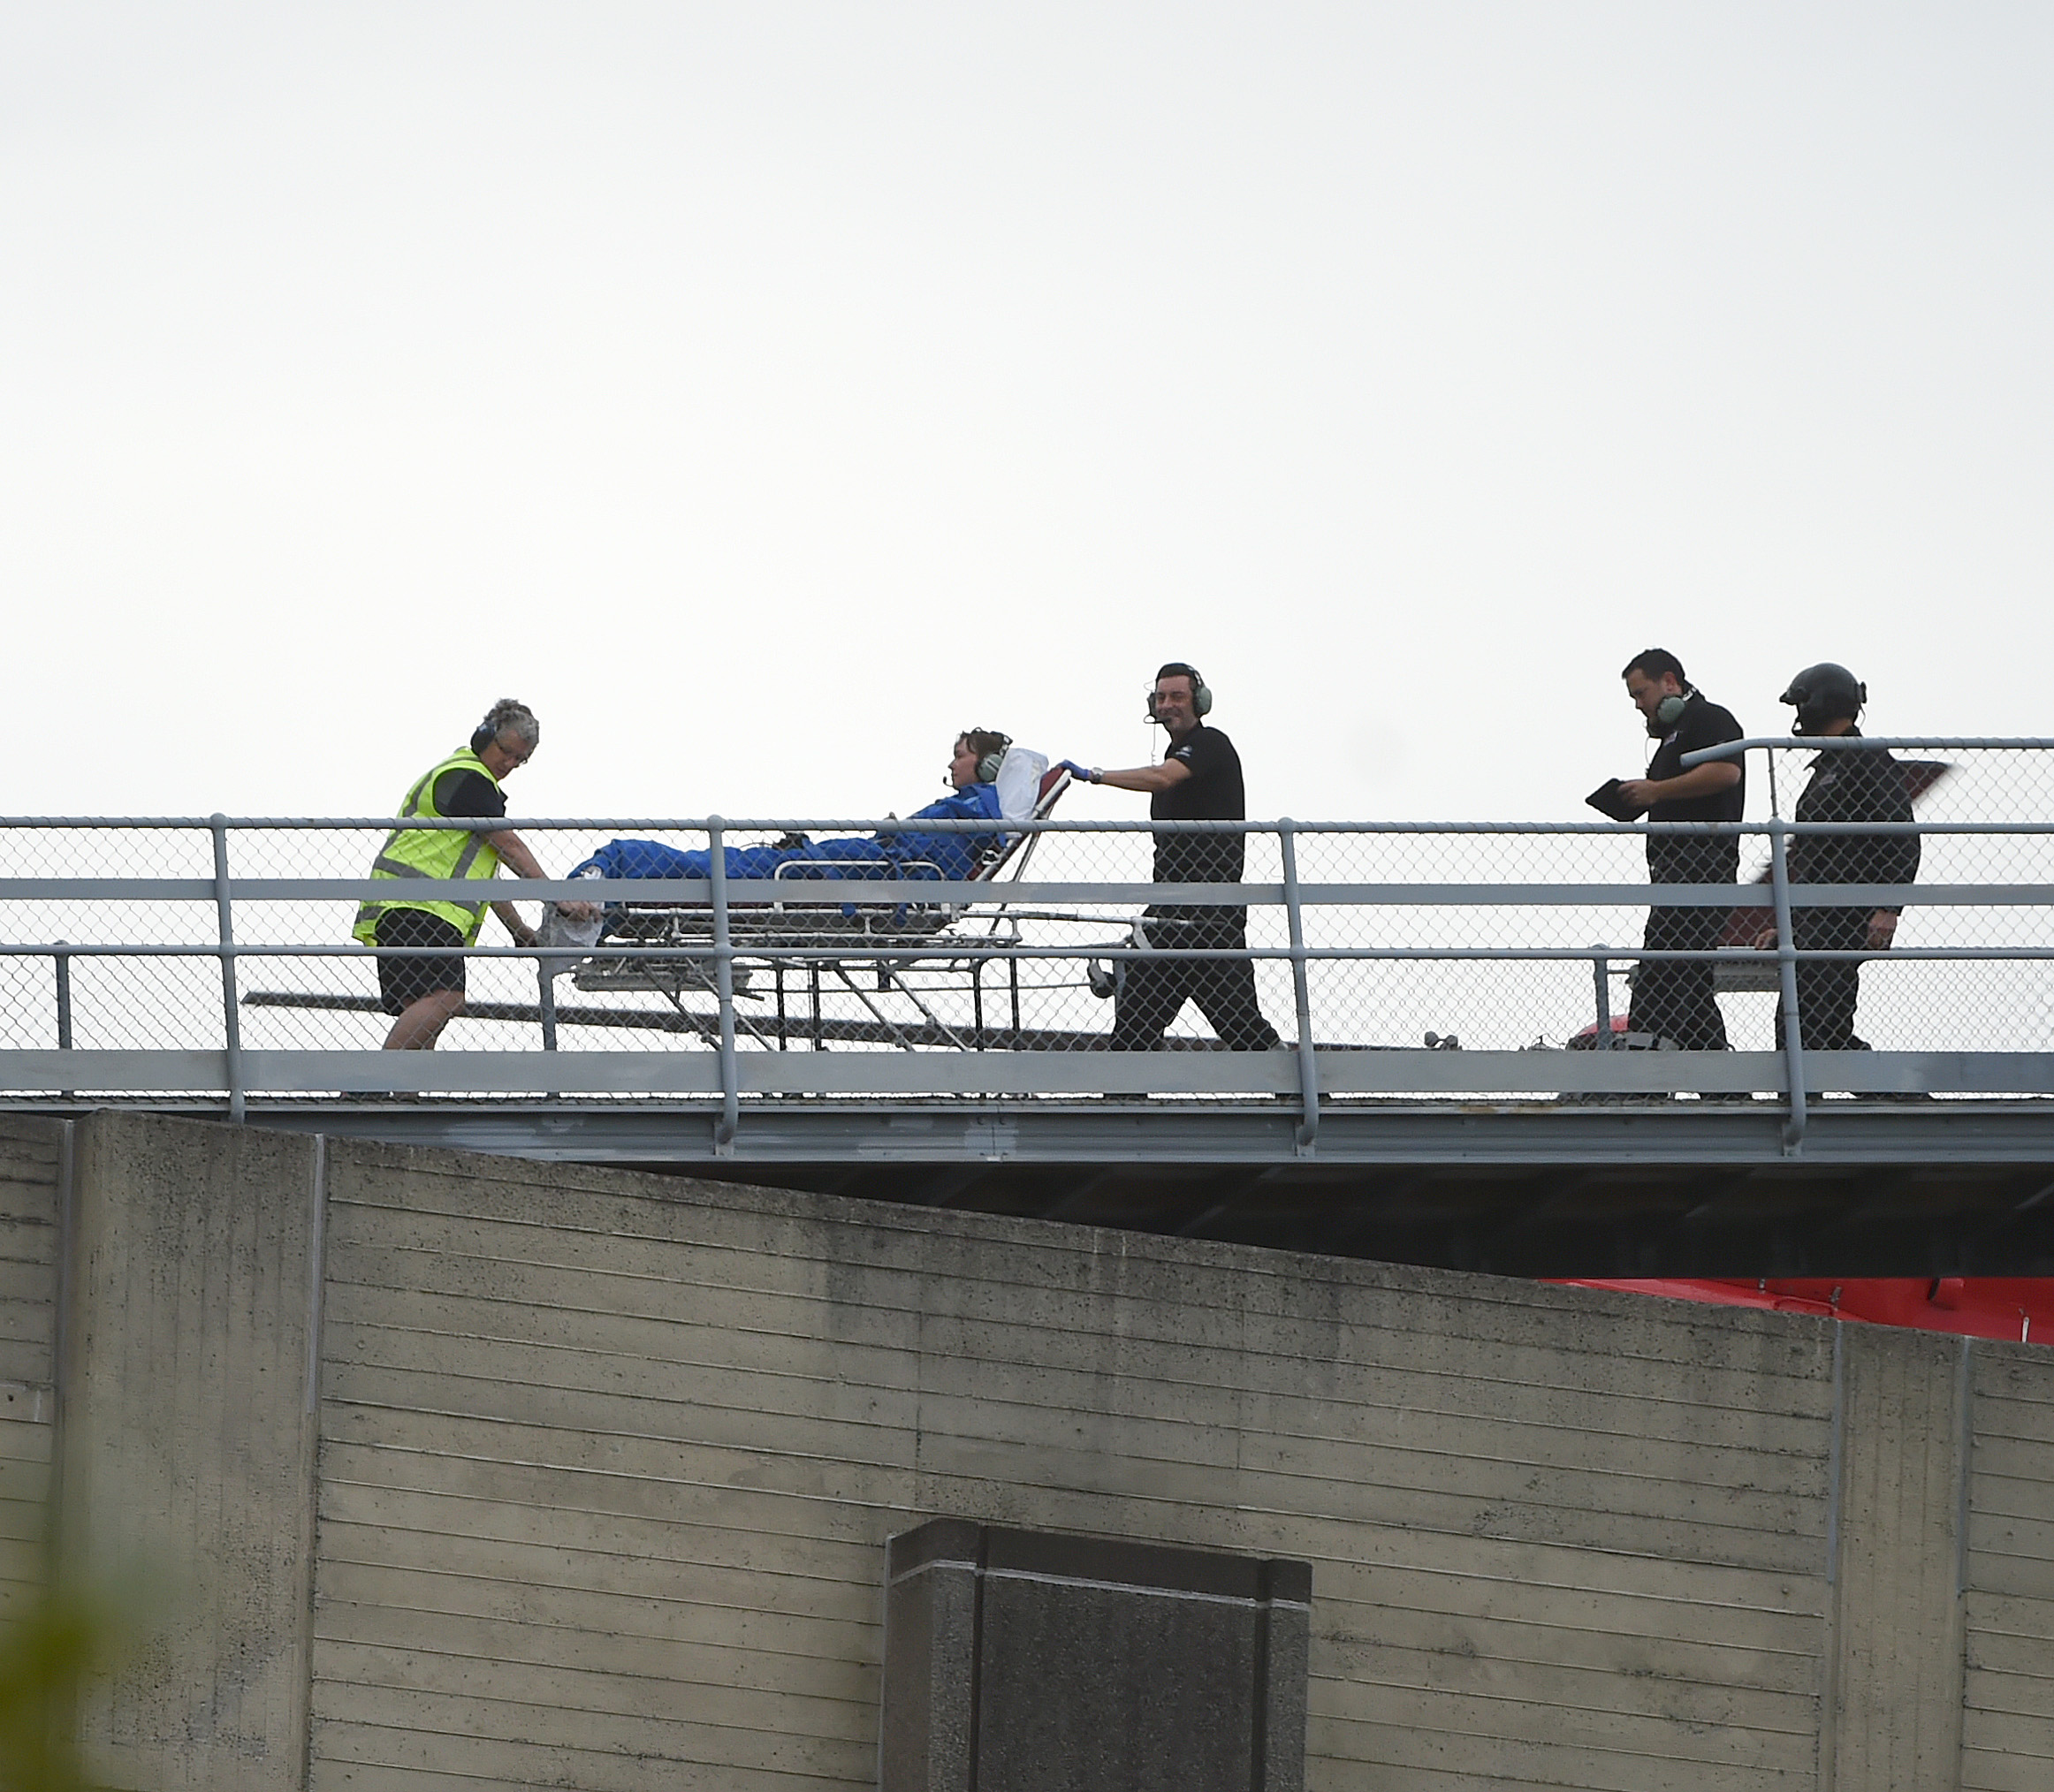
[353,748,506,946]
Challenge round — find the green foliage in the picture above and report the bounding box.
[0,1583,124,1792]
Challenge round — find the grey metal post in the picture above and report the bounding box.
[536,948,560,1103]
[537,956,559,1052]
[1279,821,1320,1152]
[707,817,739,1152]
[1768,815,1807,1153]
[209,815,246,1123]
[54,941,73,1100]
[1591,948,1613,1047]
[53,941,72,1052]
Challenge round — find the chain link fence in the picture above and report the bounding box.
[0,743,2049,1120]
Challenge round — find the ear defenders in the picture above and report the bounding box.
[1653,688,1693,728]
[469,715,498,754]
[1642,682,1695,736]
[1145,663,1213,724]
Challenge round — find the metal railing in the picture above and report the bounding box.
[0,742,2048,1157]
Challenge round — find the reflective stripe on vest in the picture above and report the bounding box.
[352,748,506,946]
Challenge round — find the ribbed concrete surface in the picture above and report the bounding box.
[0,1120,61,1620]
[10,1112,2050,1791]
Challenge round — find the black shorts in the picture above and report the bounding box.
[374,908,468,1016]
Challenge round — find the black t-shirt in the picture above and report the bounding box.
[1646,694,1746,823]
[1153,724,1246,885]
[1790,733,1921,896]
[431,767,506,823]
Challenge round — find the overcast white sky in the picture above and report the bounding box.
[4,3,2048,831]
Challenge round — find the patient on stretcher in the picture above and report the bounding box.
[571,731,1048,890]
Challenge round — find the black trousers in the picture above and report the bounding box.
[1776,906,1873,1052]
[1110,908,1282,1052]
[1628,839,1736,1052]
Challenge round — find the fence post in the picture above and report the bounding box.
[707,818,739,1153]
[54,941,73,1101]
[209,815,246,1123]
[536,956,559,1053]
[1591,948,1615,1059]
[536,944,560,1103]
[1278,821,1320,1153]
[1768,816,1807,1154]
[53,942,73,1052]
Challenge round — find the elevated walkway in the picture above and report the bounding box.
[3,743,2050,1272]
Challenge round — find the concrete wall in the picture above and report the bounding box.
[61,1117,324,1792]
[1963,1343,2054,1788]
[7,1112,2052,1789]
[0,1119,62,1620]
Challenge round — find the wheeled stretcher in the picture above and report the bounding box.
[568,763,1078,1050]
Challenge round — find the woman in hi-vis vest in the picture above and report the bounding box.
[354,699,597,1052]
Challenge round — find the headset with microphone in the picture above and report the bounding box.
[951,731,1012,785]
[974,733,1011,784]
[1145,662,1213,724]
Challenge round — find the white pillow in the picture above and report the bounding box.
[993,747,1051,822]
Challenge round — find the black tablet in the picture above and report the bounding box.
[1586,778,1647,822]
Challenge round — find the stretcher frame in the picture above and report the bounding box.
[570,769,1081,1051]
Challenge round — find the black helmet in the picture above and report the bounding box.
[1779,663,1866,735]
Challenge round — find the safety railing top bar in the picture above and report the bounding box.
[1685,738,2054,758]
[1,743,2042,831]
[0,741,2050,1156]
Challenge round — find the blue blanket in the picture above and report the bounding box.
[571,783,1008,887]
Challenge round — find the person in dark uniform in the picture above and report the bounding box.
[1614,649,1746,1051]
[1061,664,1282,1052]
[1755,663,1919,1051]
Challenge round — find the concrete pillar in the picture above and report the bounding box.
[58,1113,324,1792]
[1824,1322,1969,1791]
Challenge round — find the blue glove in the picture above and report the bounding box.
[1057,760,1095,783]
